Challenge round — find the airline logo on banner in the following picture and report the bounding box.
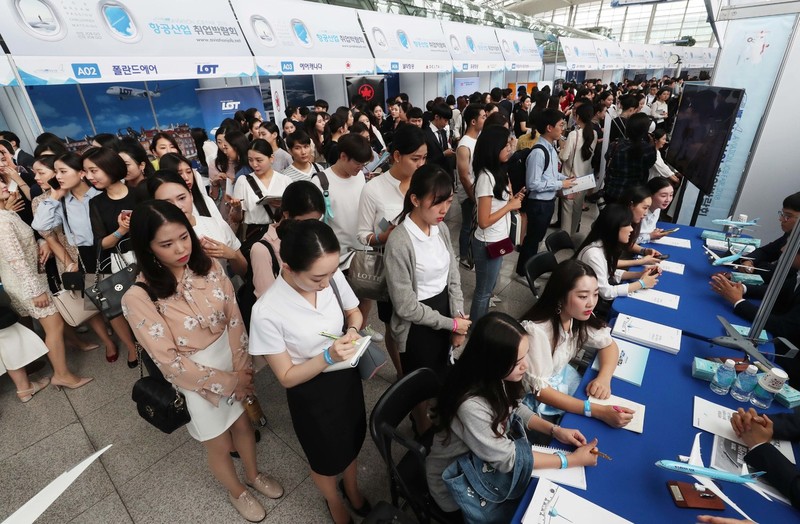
[441,20,505,72]
[559,37,600,71]
[592,41,625,70]
[495,27,542,72]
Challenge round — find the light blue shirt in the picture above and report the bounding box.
[525,136,566,201]
[31,187,100,247]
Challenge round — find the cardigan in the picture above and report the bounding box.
[384,222,464,352]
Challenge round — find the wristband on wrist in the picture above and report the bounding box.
[584,399,592,418]
[112,231,123,239]
[452,318,458,333]
[554,451,568,469]
[638,279,647,290]
[323,347,334,365]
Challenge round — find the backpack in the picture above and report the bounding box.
[235,239,279,331]
[507,143,549,194]
[311,170,334,221]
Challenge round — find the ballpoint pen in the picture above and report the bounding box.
[319,331,357,344]
[591,448,612,460]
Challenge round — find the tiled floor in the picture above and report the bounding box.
[0,205,596,523]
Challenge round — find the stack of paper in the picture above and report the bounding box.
[591,338,650,386]
[589,394,646,433]
[658,259,685,275]
[530,445,587,490]
[523,478,633,524]
[628,288,680,309]
[562,173,596,196]
[612,314,682,354]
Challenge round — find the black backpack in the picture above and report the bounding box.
[236,239,279,332]
[507,143,549,194]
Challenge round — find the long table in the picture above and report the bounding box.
[611,223,765,342]
[512,335,799,523]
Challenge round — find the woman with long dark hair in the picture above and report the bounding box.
[470,125,525,323]
[123,200,283,522]
[148,132,180,170]
[256,121,292,173]
[209,129,248,232]
[118,137,155,194]
[521,260,634,427]
[558,103,597,237]
[638,177,675,244]
[249,219,369,524]
[304,111,328,165]
[158,152,217,220]
[616,185,664,267]
[576,204,660,306]
[385,165,469,434]
[426,312,597,519]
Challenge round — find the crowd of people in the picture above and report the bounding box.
[0,74,796,523]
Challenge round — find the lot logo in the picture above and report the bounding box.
[221,100,241,111]
[281,61,295,73]
[197,64,219,75]
[72,63,101,79]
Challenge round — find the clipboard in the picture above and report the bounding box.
[255,194,283,208]
[322,336,373,372]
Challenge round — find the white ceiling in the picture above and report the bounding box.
[502,0,607,16]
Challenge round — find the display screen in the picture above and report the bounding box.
[666,84,744,195]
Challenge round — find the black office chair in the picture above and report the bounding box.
[524,251,558,299]
[369,368,450,524]
[545,230,575,257]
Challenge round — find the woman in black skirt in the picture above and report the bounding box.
[384,165,470,435]
[249,219,370,524]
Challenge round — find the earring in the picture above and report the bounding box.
[153,255,163,268]
[556,304,562,314]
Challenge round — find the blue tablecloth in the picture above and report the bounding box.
[611,223,763,341]
[512,336,798,523]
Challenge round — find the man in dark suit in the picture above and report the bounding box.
[424,103,455,173]
[731,407,800,510]
[0,131,34,170]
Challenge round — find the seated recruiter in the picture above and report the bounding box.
[731,407,800,510]
[739,191,800,274]
[710,247,800,387]
[576,204,661,312]
[637,177,674,244]
[616,185,664,270]
[426,312,598,520]
[521,260,634,428]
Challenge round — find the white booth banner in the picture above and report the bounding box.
[620,42,649,69]
[357,10,452,73]
[683,47,717,68]
[559,37,600,71]
[495,28,542,72]
[0,55,17,86]
[592,41,625,70]
[231,0,374,76]
[441,21,505,72]
[644,44,668,69]
[0,0,254,85]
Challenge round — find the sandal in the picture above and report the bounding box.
[17,377,51,403]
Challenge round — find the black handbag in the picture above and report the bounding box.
[85,245,137,319]
[130,283,191,434]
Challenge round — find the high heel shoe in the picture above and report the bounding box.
[127,358,138,369]
[17,377,50,402]
[337,479,372,518]
[106,346,119,363]
[51,376,94,391]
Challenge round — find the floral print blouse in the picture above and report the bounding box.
[122,260,251,406]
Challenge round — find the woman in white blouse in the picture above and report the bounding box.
[233,140,292,244]
[638,177,675,244]
[576,204,660,307]
[648,129,681,185]
[650,88,671,129]
[470,125,525,323]
[356,124,427,378]
[521,260,634,428]
[558,104,597,237]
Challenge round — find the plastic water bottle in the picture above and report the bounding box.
[710,359,736,395]
[730,365,758,401]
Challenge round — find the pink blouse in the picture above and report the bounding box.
[122,260,251,406]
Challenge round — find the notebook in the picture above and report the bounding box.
[589,394,646,433]
[562,173,596,196]
[523,479,634,524]
[322,336,373,373]
[611,314,682,354]
[591,338,650,386]
[530,445,587,490]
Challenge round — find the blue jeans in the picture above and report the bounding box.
[469,238,504,323]
[459,199,474,260]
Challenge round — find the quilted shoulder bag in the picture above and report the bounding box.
[129,282,190,434]
[85,244,137,320]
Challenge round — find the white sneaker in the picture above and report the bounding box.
[362,325,384,343]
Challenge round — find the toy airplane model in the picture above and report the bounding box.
[712,216,760,228]
[656,433,771,520]
[702,245,768,272]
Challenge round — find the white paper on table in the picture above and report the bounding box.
[522,478,634,524]
[710,434,794,505]
[653,236,692,248]
[628,288,680,309]
[693,396,745,444]
[611,313,682,354]
[589,394,646,433]
[531,445,587,490]
[658,259,685,275]
[562,173,596,196]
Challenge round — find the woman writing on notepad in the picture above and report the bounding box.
[248,219,371,524]
[577,204,662,310]
[521,260,634,428]
[426,312,598,521]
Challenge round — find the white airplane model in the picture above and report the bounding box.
[702,245,768,272]
[712,216,760,228]
[106,85,161,100]
[656,433,771,520]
